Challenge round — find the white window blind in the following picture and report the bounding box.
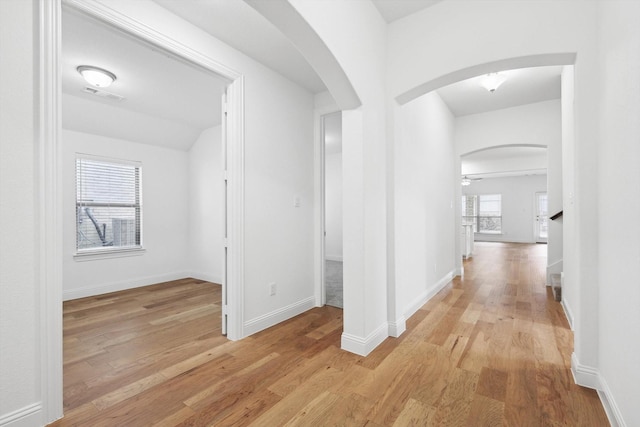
[76,155,142,252]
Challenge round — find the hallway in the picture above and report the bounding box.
[52,242,608,426]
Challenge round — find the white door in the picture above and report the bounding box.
[535,192,548,243]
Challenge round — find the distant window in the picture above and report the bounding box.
[76,155,142,253]
[462,194,502,233]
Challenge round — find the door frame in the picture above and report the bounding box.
[39,0,246,421]
[314,106,341,306]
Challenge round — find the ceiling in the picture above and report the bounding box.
[437,66,563,117]
[371,0,443,23]
[62,8,229,150]
[153,0,326,93]
[62,1,561,157]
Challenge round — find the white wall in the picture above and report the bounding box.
[462,175,548,244]
[188,126,224,283]
[0,0,40,423]
[456,100,561,155]
[61,129,190,300]
[324,152,342,261]
[394,91,457,332]
[596,1,640,425]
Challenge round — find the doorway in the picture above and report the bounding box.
[61,4,230,330]
[535,191,549,243]
[42,2,246,420]
[322,112,343,308]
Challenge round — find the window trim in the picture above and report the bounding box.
[462,193,503,234]
[75,153,144,258]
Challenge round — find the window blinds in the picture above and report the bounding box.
[76,155,142,251]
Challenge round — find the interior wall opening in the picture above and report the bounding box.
[322,111,343,309]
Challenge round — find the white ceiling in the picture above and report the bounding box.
[153,0,327,93]
[371,0,443,23]
[62,1,562,157]
[61,8,229,150]
[437,66,563,117]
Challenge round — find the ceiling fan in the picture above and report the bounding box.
[461,175,482,186]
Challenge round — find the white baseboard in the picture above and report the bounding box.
[0,402,42,427]
[561,297,574,331]
[454,266,463,277]
[341,322,389,356]
[571,352,601,390]
[598,376,626,427]
[403,270,454,324]
[546,259,563,284]
[243,297,315,337]
[63,271,190,301]
[388,316,406,338]
[186,271,223,285]
[325,254,343,262]
[571,353,627,427]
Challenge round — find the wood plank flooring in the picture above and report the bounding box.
[50,242,609,426]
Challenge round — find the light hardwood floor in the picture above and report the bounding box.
[51,242,609,426]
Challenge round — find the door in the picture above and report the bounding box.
[535,192,548,243]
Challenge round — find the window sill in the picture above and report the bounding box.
[74,247,145,262]
[475,232,503,235]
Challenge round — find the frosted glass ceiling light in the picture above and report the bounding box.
[461,177,471,186]
[77,65,116,88]
[480,73,506,93]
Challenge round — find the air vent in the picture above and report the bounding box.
[82,86,125,101]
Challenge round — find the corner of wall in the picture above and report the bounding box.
[388,316,406,338]
[571,353,627,427]
[341,322,389,356]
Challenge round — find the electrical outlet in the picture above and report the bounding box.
[269,282,276,296]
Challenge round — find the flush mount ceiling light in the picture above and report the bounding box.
[461,177,472,186]
[480,72,506,93]
[77,65,116,88]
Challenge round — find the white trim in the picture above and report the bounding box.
[341,322,389,356]
[62,271,191,301]
[454,266,464,277]
[325,254,343,262]
[388,316,406,338]
[571,352,601,390]
[570,354,627,427]
[73,247,145,261]
[0,402,42,427]
[598,376,626,427]
[561,296,575,331]
[243,297,316,336]
[39,0,64,423]
[314,105,340,308]
[404,270,454,323]
[546,258,563,284]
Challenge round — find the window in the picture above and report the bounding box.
[462,194,502,233]
[76,155,142,253]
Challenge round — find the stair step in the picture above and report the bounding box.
[550,273,562,302]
